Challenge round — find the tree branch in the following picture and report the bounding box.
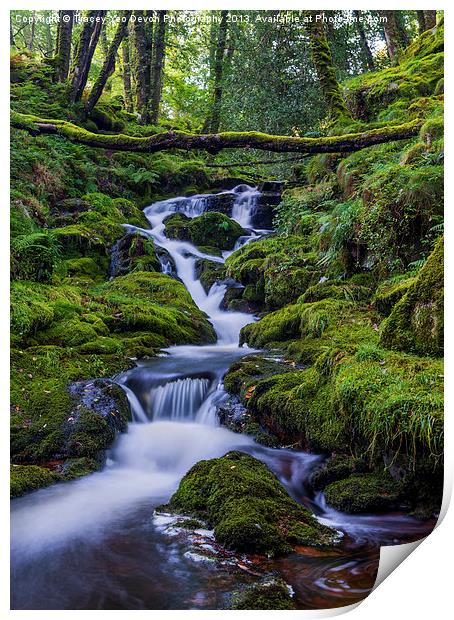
[11,111,422,155]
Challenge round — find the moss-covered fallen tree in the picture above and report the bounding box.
[11,110,422,155]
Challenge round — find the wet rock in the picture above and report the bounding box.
[160,451,337,556]
[109,232,160,278]
[250,182,283,229]
[195,259,225,293]
[230,577,295,610]
[62,379,132,460]
[202,192,236,216]
[219,279,245,310]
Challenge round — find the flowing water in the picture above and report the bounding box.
[10,186,434,610]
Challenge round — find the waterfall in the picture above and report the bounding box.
[231,186,261,228]
[148,377,211,422]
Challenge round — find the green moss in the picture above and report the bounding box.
[164,451,336,556]
[230,578,294,610]
[324,473,402,513]
[10,464,62,498]
[240,304,302,348]
[166,211,245,250]
[380,238,443,356]
[372,275,416,316]
[309,455,368,491]
[92,271,216,345]
[420,117,444,143]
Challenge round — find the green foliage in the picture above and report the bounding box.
[11,231,61,283]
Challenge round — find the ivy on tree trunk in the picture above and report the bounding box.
[55,10,74,82]
[306,12,352,121]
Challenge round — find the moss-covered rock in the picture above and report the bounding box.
[109,233,160,278]
[163,451,337,556]
[324,472,402,513]
[380,238,443,356]
[92,271,216,345]
[372,274,416,316]
[165,211,245,250]
[309,455,368,491]
[10,464,62,498]
[230,578,295,610]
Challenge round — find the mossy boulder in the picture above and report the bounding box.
[372,275,416,316]
[230,578,294,610]
[165,211,245,250]
[10,464,62,498]
[380,238,443,356]
[324,473,402,513]
[92,271,216,345]
[195,258,226,293]
[109,233,160,278]
[163,451,337,556]
[309,455,368,491]
[225,235,318,310]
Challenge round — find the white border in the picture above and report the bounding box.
[2,2,451,618]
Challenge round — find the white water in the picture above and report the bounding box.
[138,185,261,345]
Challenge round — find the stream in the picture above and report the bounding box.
[10,185,434,610]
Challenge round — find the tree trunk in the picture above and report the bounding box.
[208,11,228,133]
[10,19,15,46]
[12,112,421,155]
[150,11,167,125]
[380,11,406,65]
[416,11,427,35]
[131,10,153,123]
[354,11,375,70]
[424,11,437,29]
[121,37,134,113]
[28,12,36,52]
[45,19,54,57]
[86,12,132,114]
[306,12,352,121]
[69,10,106,104]
[55,10,74,82]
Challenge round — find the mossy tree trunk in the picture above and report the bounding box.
[205,10,228,133]
[149,10,167,125]
[131,10,153,124]
[55,10,74,82]
[69,10,106,103]
[12,111,421,155]
[28,11,36,52]
[353,10,374,70]
[416,11,427,35]
[380,11,408,65]
[424,11,437,29]
[121,37,134,113]
[305,12,352,121]
[86,11,132,114]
